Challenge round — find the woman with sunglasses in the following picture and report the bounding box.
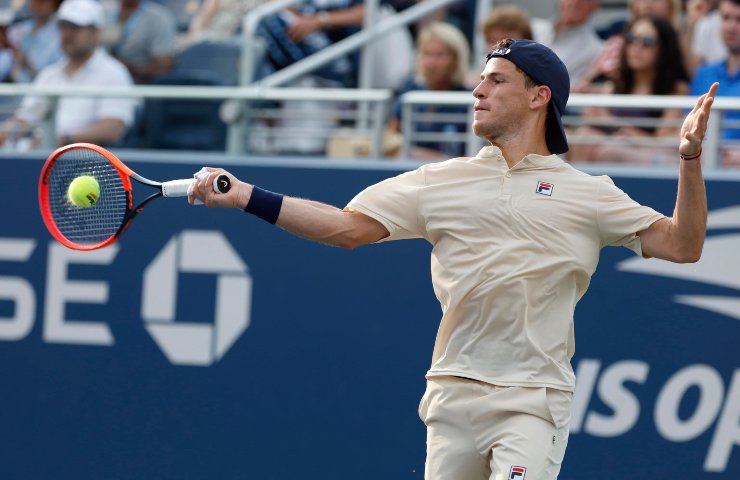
[569,16,690,163]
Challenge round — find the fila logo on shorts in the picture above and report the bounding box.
[536,181,554,196]
[509,466,527,479]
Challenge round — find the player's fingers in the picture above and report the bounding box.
[690,93,706,114]
[696,83,719,115]
[708,82,719,98]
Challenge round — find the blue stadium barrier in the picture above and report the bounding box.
[2,152,738,479]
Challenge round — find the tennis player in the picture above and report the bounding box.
[189,39,716,480]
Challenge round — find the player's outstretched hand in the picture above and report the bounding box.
[188,167,251,209]
[679,82,719,158]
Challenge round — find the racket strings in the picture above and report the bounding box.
[47,149,128,245]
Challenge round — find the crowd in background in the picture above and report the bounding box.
[0,0,738,167]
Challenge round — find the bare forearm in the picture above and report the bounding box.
[127,56,174,80]
[671,159,707,259]
[58,119,125,146]
[640,82,715,263]
[190,171,388,247]
[276,196,373,248]
[320,4,365,28]
[233,183,387,249]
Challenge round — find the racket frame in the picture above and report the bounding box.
[39,143,164,251]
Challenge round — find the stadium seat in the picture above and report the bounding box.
[174,39,242,86]
[140,72,227,151]
[150,0,194,32]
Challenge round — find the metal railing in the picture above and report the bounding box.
[0,84,393,158]
[400,91,740,169]
[3,82,740,169]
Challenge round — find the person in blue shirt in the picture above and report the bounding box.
[691,0,740,140]
[388,21,471,161]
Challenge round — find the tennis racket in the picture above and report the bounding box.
[38,143,231,251]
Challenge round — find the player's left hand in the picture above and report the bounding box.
[680,82,719,158]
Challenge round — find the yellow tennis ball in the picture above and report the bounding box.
[68,175,100,207]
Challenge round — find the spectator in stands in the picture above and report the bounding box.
[103,0,178,83]
[387,21,469,161]
[0,10,14,83]
[569,16,690,163]
[692,0,740,165]
[532,0,603,86]
[0,0,136,150]
[179,0,268,49]
[685,0,726,73]
[7,0,64,83]
[256,0,364,87]
[598,0,682,38]
[481,4,533,48]
[576,0,682,91]
[252,0,368,154]
[468,5,534,87]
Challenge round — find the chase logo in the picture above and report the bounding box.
[142,230,252,366]
[617,204,740,321]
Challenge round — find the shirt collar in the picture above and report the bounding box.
[474,146,565,170]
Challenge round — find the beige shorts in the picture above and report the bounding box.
[418,376,572,480]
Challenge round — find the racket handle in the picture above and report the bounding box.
[161,179,193,197]
[161,174,232,197]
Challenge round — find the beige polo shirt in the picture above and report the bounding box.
[347,146,665,391]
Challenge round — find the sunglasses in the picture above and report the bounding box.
[625,33,658,47]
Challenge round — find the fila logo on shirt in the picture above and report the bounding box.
[536,181,554,196]
[509,466,527,479]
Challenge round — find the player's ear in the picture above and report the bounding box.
[531,85,552,111]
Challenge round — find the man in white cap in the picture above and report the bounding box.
[0,0,136,149]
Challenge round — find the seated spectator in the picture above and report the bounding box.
[467,5,533,87]
[250,0,367,154]
[0,10,14,83]
[481,4,533,47]
[7,0,64,83]
[0,0,137,150]
[102,0,177,83]
[179,0,268,49]
[685,0,726,74]
[577,0,682,91]
[387,21,470,161]
[532,0,603,87]
[569,16,689,164]
[256,0,364,87]
[692,0,740,166]
[598,0,682,38]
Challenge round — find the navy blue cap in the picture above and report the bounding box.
[486,39,570,154]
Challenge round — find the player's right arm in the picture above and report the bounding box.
[189,168,390,249]
[276,196,390,249]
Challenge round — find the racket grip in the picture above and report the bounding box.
[161,175,231,197]
[161,179,193,197]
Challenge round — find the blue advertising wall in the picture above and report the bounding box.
[1,153,739,479]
